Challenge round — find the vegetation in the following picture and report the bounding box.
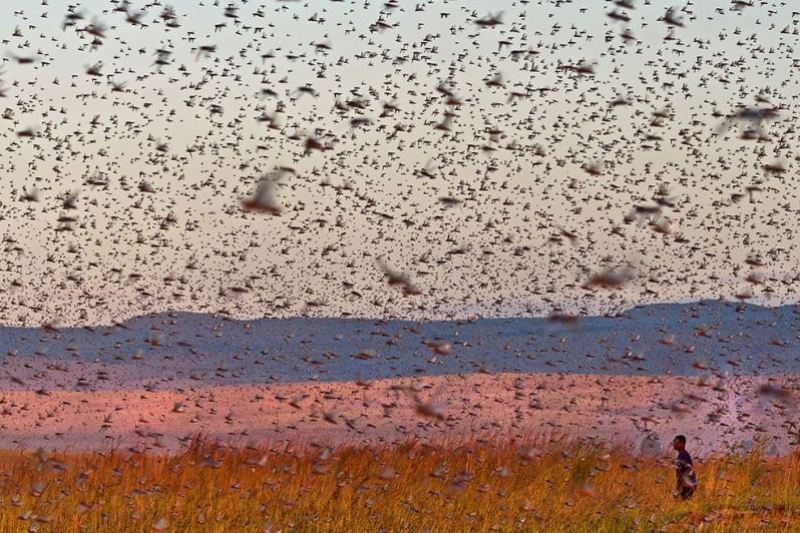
[0,435,797,532]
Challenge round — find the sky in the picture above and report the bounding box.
[1,0,799,325]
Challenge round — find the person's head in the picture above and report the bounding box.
[673,435,686,451]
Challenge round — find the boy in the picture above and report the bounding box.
[673,434,697,499]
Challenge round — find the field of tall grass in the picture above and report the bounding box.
[0,435,797,532]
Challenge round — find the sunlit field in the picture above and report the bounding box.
[0,436,797,532]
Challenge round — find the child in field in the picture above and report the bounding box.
[673,435,697,499]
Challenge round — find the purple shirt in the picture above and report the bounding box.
[677,450,693,466]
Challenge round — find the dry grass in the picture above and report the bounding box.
[0,435,798,532]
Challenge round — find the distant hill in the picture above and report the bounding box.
[0,300,797,388]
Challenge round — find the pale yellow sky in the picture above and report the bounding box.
[0,0,798,325]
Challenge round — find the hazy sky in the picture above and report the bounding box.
[1,0,799,325]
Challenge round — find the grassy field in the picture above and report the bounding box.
[0,436,797,532]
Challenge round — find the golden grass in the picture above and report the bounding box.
[0,435,797,532]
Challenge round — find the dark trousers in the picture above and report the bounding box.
[676,467,696,499]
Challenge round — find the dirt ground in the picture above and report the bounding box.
[0,371,795,454]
